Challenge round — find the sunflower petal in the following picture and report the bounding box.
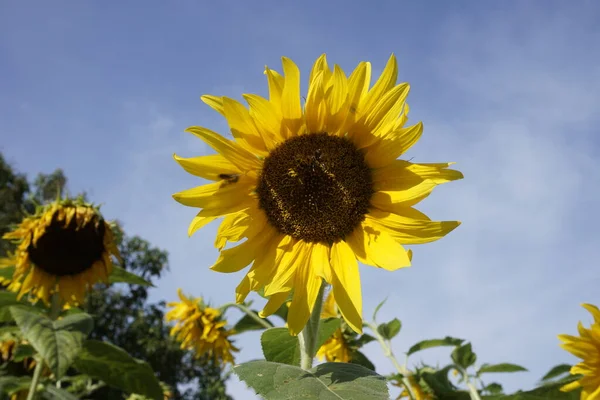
[259,291,290,318]
[210,229,274,273]
[366,210,461,244]
[264,66,284,106]
[214,207,267,249]
[347,222,411,270]
[281,57,304,135]
[222,97,268,154]
[185,126,261,172]
[364,122,423,168]
[331,240,362,334]
[243,94,283,146]
[358,54,397,115]
[263,239,309,296]
[201,95,225,116]
[173,153,240,181]
[288,260,323,335]
[172,175,255,209]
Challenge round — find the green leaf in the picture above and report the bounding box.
[316,318,341,349]
[12,343,35,362]
[540,364,572,382]
[10,306,84,378]
[451,343,477,369]
[260,328,300,366]
[0,376,32,395]
[377,318,401,340]
[490,377,581,399]
[407,336,464,356]
[0,291,22,307]
[478,363,527,375]
[108,266,153,287]
[421,365,459,396]
[355,333,376,347]
[0,266,15,281]
[482,382,503,395]
[41,386,79,400]
[235,361,389,399]
[350,350,375,371]
[54,313,94,336]
[372,297,387,322]
[233,311,273,334]
[74,340,162,400]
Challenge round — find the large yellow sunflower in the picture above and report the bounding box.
[165,289,238,364]
[1,199,120,306]
[173,54,462,335]
[558,303,600,399]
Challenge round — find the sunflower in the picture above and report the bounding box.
[165,289,238,364]
[558,303,600,399]
[1,198,120,306]
[317,290,352,363]
[173,54,462,335]
[394,375,434,400]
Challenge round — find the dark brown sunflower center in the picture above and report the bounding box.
[27,210,106,276]
[256,133,373,244]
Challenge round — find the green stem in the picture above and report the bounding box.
[466,381,482,400]
[27,294,62,400]
[298,281,326,370]
[222,303,272,330]
[366,322,416,400]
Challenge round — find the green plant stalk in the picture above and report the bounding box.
[27,294,62,400]
[466,380,482,400]
[222,303,273,329]
[298,281,326,370]
[366,322,416,400]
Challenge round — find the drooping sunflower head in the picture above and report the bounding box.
[173,54,463,335]
[1,198,120,306]
[165,288,238,365]
[558,303,600,398]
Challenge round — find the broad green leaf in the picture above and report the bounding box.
[0,291,22,307]
[108,266,153,287]
[260,328,300,366]
[0,293,47,322]
[407,336,464,356]
[482,382,503,395]
[540,364,572,382]
[235,361,389,399]
[10,306,84,378]
[233,311,273,334]
[74,340,162,400]
[355,333,376,347]
[487,377,581,399]
[451,343,477,369]
[377,318,401,340]
[0,325,20,338]
[350,350,375,371]
[421,365,461,397]
[12,343,35,362]
[0,376,32,396]
[54,313,94,336]
[316,318,341,350]
[372,297,388,322]
[478,363,527,375]
[41,386,79,400]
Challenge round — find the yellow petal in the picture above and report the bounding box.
[214,207,268,249]
[366,83,410,138]
[326,65,349,134]
[247,233,289,291]
[210,228,275,273]
[281,57,303,135]
[583,303,600,324]
[288,260,323,335]
[311,242,331,283]
[185,126,261,172]
[305,71,327,133]
[264,67,284,106]
[194,196,257,218]
[263,239,310,296]
[364,122,423,168]
[358,54,397,116]
[366,210,461,244]
[560,380,581,392]
[309,54,331,87]
[172,175,255,209]
[346,222,411,270]
[243,94,283,146]
[173,153,240,181]
[201,95,225,116]
[188,214,217,237]
[321,290,337,319]
[330,240,362,333]
[259,291,290,318]
[340,62,370,134]
[222,97,268,155]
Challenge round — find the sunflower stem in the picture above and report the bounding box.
[223,303,272,330]
[366,321,417,400]
[298,281,326,370]
[27,294,62,400]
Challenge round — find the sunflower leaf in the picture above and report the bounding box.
[316,317,341,350]
[74,340,162,400]
[235,361,389,400]
[54,312,94,337]
[9,306,84,379]
[540,364,572,382]
[372,297,388,322]
[0,266,15,281]
[350,350,376,371]
[108,266,153,287]
[41,386,79,400]
[406,336,464,357]
[477,363,527,375]
[233,310,274,334]
[260,328,301,366]
[451,343,477,370]
[377,318,401,340]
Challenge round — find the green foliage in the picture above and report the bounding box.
[261,327,301,366]
[74,340,163,400]
[451,343,477,369]
[41,386,80,400]
[349,350,375,371]
[540,364,572,382]
[317,318,341,349]
[108,265,154,287]
[233,309,274,334]
[377,318,401,340]
[407,336,465,356]
[372,298,387,322]
[478,363,528,375]
[235,361,389,400]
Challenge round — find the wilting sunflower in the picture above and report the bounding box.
[173,54,462,335]
[558,303,600,399]
[1,198,120,306]
[165,289,238,364]
[317,290,352,363]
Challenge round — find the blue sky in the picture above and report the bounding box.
[2,1,600,398]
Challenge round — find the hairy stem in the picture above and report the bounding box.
[223,303,273,330]
[298,281,326,370]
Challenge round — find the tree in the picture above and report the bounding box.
[0,153,232,399]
